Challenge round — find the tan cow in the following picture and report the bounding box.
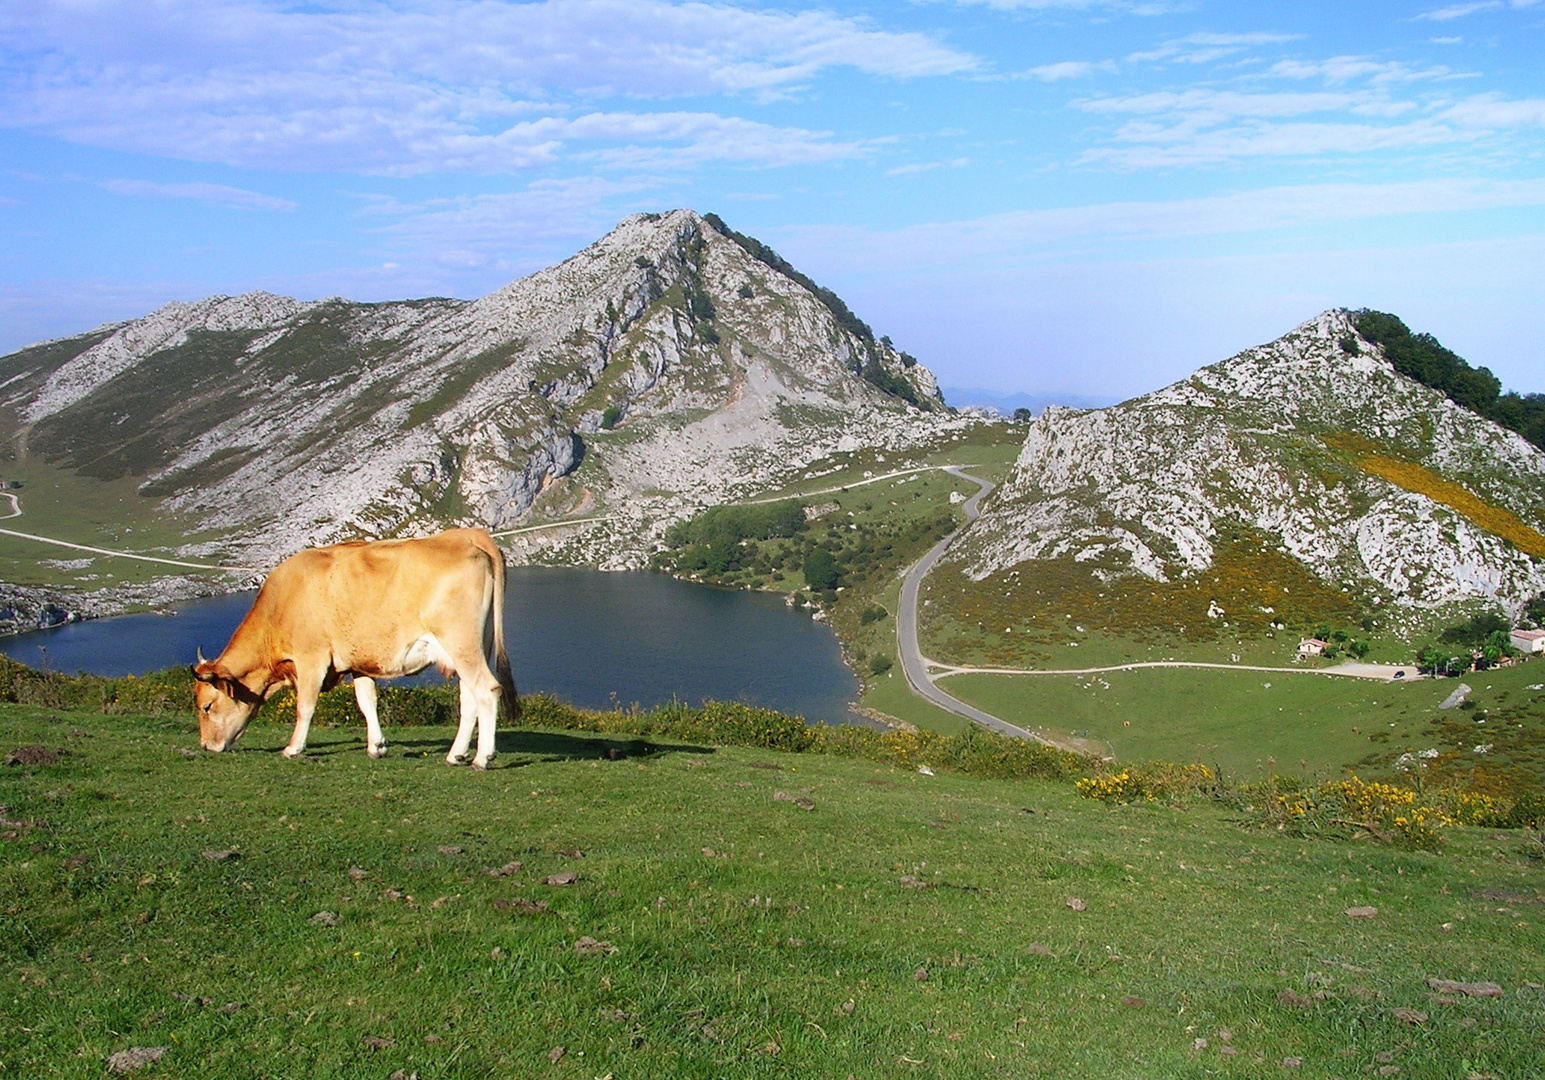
[193,528,518,768]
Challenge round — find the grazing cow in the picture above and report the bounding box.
[193,528,518,768]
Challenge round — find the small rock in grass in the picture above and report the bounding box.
[347,866,367,880]
[1389,1007,1427,1024]
[557,848,583,858]
[773,790,793,802]
[793,796,815,811]
[913,967,929,982]
[1277,989,1325,1008]
[1121,996,1145,1009]
[493,898,549,915]
[106,1047,169,1073]
[202,849,236,862]
[1192,1038,1208,1051]
[899,875,931,890]
[424,1034,442,1044]
[573,935,617,956]
[219,1002,242,1014]
[1220,1046,1238,1057]
[436,845,463,856]
[1375,1051,1395,1063]
[1067,897,1086,912]
[1028,943,1053,957]
[1379,1067,1400,1077]
[1345,906,1378,918]
[841,999,856,1015]
[309,911,340,927]
[362,1034,393,1049]
[62,854,89,869]
[487,861,523,878]
[1218,1028,1233,1042]
[544,870,578,887]
[601,1008,629,1022]
[389,1071,418,1080]
[918,765,935,776]
[1280,1058,1302,1069]
[5,746,59,767]
[548,1046,565,1064]
[1428,978,1503,998]
[385,889,404,901]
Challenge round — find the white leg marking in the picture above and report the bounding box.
[447,677,477,766]
[355,677,386,758]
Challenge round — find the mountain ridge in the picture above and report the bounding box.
[0,210,960,576]
[941,309,1545,635]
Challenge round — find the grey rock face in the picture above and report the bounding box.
[953,310,1545,620]
[0,210,959,577]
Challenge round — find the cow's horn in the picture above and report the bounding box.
[196,646,207,665]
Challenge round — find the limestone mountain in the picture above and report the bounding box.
[0,210,952,571]
[939,310,1545,641]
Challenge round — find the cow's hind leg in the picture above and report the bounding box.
[281,665,328,759]
[354,676,387,758]
[446,659,500,769]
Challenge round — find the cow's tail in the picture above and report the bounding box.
[485,534,520,722]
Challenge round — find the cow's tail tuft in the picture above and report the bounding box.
[488,537,520,722]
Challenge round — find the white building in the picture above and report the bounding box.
[1509,628,1545,653]
[1298,638,1328,656]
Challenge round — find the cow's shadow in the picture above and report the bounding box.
[288,728,713,767]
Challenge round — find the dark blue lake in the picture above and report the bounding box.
[0,567,861,724]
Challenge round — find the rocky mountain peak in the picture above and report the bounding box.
[954,309,1545,623]
[0,210,957,570]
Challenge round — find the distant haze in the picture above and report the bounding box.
[941,388,1119,416]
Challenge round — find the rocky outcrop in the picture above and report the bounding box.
[952,310,1545,620]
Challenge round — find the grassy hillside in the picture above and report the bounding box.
[4,701,1543,1078]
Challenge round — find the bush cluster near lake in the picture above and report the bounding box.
[654,497,954,600]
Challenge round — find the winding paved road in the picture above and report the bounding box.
[896,467,1054,745]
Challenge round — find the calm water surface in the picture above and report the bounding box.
[0,567,860,724]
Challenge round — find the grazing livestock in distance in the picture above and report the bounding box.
[193,528,518,768]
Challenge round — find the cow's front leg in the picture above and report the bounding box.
[354,676,387,758]
[281,666,327,759]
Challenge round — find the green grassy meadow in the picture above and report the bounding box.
[940,658,1545,780]
[4,705,1543,1078]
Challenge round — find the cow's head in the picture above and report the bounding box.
[192,648,263,752]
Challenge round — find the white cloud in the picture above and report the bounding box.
[1128,31,1302,66]
[884,158,970,176]
[1267,56,1461,86]
[0,0,975,175]
[774,178,1545,271]
[98,179,295,211]
[1439,93,1545,128]
[1018,60,1117,81]
[1417,0,1541,17]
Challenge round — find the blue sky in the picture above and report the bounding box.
[1,0,1542,400]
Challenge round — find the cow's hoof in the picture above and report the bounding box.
[445,753,468,766]
[281,746,305,760]
[471,756,492,770]
[368,743,388,759]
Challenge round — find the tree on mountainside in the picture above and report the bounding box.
[1354,310,1545,450]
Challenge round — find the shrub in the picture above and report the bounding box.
[868,655,893,675]
[803,548,841,591]
[600,405,621,429]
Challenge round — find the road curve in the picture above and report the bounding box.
[896,466,1052,745]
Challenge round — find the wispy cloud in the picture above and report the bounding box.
[0,0,975,175]
[1129,32,1302,66]
[99,179,295,211]
[1417,0,1539,20]
[1266,56,1462,85]
[777,178,1545,271]
[1018,60,1117,81]
[884,157,971,176]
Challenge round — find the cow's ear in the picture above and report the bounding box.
[192,660,220,683]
